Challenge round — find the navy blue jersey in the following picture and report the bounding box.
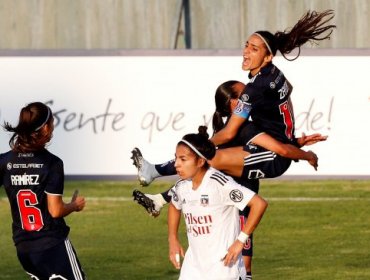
[235,63,295,144]
[0,149,69,252]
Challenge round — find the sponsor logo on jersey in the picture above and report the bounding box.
[184,212,213,237]
[200,195,209,206]
[11,174,40,186]
[230,189,243,202]
[274,71,283,85]
[7,163,43,170]
[18,153,34,158]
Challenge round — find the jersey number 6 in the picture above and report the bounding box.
[16,190,44,231]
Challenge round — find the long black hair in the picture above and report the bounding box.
[3,102,54,152]
[255,9,336,60]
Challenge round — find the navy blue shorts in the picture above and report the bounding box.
[242,144,292,179]
[17,238,86,280]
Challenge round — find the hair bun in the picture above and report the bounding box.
[198,126,209,139]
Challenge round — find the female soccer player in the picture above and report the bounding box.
[167,126,268,280]
[210,10,336,178]
[0,102,86,280]
[133,80,326,279]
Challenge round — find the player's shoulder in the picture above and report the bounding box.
[255,63,285,87]
[208,168,234,186]
[0,150,12,161]
[173,178,189,189]
[40,149,64,165]
[0,151,12,171]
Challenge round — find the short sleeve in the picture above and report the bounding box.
[45,158,65,195]
[169,183,183,210]
[219,178,256,211]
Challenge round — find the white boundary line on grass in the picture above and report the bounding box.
[266,197,370,201]
[1,197,370,202]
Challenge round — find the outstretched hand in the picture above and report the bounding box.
[297,133,328,147]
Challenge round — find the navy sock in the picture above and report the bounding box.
[155,159,176,176]
[161,189,172,203]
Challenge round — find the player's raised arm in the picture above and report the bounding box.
[210,113,246,146]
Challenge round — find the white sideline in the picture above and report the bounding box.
[1,197,370,202]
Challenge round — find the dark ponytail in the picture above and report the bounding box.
[3,102,53,152]
[255,9,336,60]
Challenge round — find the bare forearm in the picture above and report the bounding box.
[243,196,268,235]
[168,203,181,241]
[210,129,233,146]
[48,194,85,218]
[279,143,312,160]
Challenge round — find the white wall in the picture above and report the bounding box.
[0,51,369,176]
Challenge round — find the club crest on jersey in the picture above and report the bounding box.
[230,189,243,202]
[200,195,209,206]
[270,81,276,89]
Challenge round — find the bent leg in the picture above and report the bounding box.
[209,147,250,177]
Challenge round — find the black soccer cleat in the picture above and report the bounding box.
[132,189,160,217]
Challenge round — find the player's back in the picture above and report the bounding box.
[0,149,69,252]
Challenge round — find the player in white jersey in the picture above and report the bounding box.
[168,126,267,280]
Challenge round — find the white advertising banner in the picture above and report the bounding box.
[0,54,369,176]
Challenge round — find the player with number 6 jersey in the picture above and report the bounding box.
[0,102,86,280]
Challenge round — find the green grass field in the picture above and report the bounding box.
[1,179,370,280]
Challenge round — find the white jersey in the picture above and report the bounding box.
[170,167,256,280]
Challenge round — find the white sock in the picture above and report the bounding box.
[145,193,167,212]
